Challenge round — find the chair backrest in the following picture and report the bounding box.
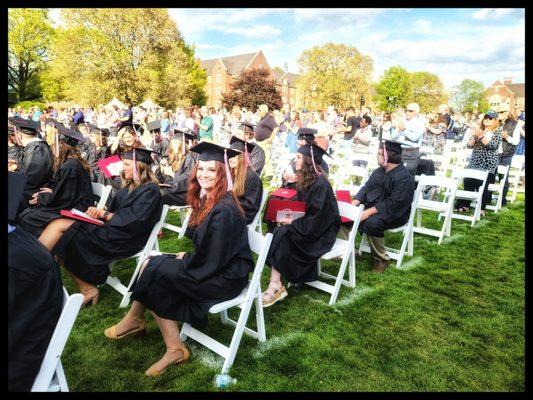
[337,202,364,244]
[91,182,112,210]
[511,155,525,170]
[416,175,459,193]
[142,204,170,256]
[245,230,273,303]
[31,288,84,392]
[249,190,270,230]
[451,168,489,183]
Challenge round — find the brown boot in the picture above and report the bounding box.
[372,259,391,273]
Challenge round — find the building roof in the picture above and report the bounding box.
[200,51,259,76]
[272,69,301,87]
[506,83,525,98]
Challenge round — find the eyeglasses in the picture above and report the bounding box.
[483,116,494,120]
[406,109,415,112]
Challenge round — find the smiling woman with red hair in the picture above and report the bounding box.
[104,142,255,377]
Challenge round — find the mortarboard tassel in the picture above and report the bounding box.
[244,142,251,168]
[133,148,140,181]
[224,149,234,191]
[310,146,322,176]
[54,129,60,157]
[382,143,388,168]
[182,131,186,156]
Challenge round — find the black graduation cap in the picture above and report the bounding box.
[238,122,255,133]
[229,135,257,153]
[56,124,86,147]
[146,120,161,132]
[297,142,331,164]
[121,122,144,135]
[173,128,196,141]
[8,117,41,136]
[297,127,318,142]
[121,147,160,165]
[83,122,110,137]
[190,142,241,163]
[382,139,404,155]
[8,172,27,222]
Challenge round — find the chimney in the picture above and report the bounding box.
[504,77,512,85]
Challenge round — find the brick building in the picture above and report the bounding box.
[200,50,302,110]
[485,77,525,114]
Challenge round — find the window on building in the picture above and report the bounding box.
[207,76,211,83]
[216,74,221,83]
[258,64,263,69]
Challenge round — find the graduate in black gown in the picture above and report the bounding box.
[8,123,24,172]
[8,172,63,392]
[160,128,198,206]
[18,126,94,238]
[9,117,54,211]
[103,142,254,377]
[351,140,415,272]
[228,136,264,224]
[262,142,341,307]
[38,147,163,307]
[85,124,111,184]
[234,122,266,176]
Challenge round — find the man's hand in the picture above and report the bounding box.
[277,217,293,225]
[397,121,405,131]
[359,206,377,222]
[175,252,186,259]
[351,199,361,206]
[38,187,53,194]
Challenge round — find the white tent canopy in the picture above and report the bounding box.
[105,97,126,110]
[139,99,161,110]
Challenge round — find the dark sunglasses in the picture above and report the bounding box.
[484,116,494,120]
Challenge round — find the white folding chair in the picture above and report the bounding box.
[506,155,525,203]
[358,185,421,268]
[486,165,510,213]
[179,230,273,374]
[106,205,170,308]
[247,190,269,234]
[91,182,112,210]
[157,205,192,246]
[412,175,458,244]
[305,202,364,305]
[335,166,368,197]
[442,168,489,226]
[31,287,84,392]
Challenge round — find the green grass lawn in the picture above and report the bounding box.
[60,197,525,392]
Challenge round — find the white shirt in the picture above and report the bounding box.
[391,115,426,147]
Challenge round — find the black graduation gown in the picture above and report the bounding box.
[131,192,253,328]
[266,175,341,283]
[8,225,63,392]
[161,153,197,207]
[354,164,415,237]
[19,140,54,208]
[18,158,94,237]
[281,158,329,189]
[86,144,111,184]
[53,183,162,285]
[8,145,24,169]
[250,144,266,176]
[238,168,263,224]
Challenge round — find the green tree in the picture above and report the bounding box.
[44,9,206,107]
[8,8,53,102]
[410,71,447,113]
[297,42,373,109]
[374,66,412,112]
[449,79,488,113]
[221,68,282,111]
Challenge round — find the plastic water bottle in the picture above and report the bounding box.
[213,373,237,389]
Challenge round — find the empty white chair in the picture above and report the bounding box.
[248,190,270,234]
[106,205,170,308]
[486,165,510,213]
[31,288,84,392]
[506,155,525,203]
[442,168,489,226]
[91,182,112,210]
[305,202,364,305]
[412,175,458,244]
[179,230,273,374]
[335,166,368,197]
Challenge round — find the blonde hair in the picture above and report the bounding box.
[231,154,248,198]
[168,139,187,172]
[121,161,159,192]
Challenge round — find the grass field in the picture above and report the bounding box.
[60,197,525,392]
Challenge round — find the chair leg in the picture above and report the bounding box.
[120,255,146,308]
[329,255,349,305]
[56,360,69,392]
[317,259,322,276]
[254,290,266,342]
[220,309,229,324]
[408,229,414,256]
[179,322,190,342]
[396,228,410,268]
[348,250,356,288]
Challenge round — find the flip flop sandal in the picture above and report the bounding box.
[262,285,288,308]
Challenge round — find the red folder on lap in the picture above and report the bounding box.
[264,199,306,222]
[60,209,105,226]
[336,190,353,223]
[270,188,297,199]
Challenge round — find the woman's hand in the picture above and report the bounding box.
[86,207,106,219]
[175,252,186,259]
[38,187,53,194]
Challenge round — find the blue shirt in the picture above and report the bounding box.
[73,111,85,124]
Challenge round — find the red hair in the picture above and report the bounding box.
[187,161,244,227]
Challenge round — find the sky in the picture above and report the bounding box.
[49,8,525,90]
